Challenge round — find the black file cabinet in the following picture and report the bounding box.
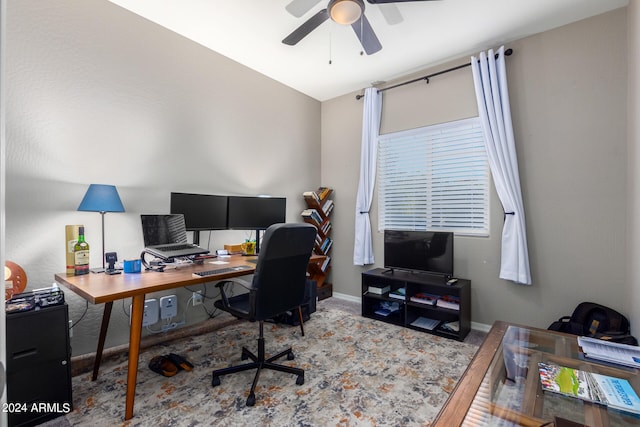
[6,304,73,427]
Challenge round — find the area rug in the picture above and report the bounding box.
[62,306,478,426]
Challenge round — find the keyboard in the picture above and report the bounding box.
[192,265,252,278]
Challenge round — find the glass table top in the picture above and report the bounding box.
[460,324,640,427]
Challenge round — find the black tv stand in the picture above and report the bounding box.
[382,267,451,282]
[361,268,470,341]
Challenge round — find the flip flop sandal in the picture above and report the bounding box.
[167,353,194,371]
[148,355,179,377]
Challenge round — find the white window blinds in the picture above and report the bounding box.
[378,117,489,236]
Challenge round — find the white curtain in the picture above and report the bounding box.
[471,46,531,285]
[353,87,382,265]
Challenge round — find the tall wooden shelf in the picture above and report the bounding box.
[302,187,333,300]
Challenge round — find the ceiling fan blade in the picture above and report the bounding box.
[351,14,382,55]
[285,0,322,17]
[282,8,330,46]
[378,3,403,25]
[367,0,439,3]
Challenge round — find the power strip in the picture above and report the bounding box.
[160,295,178,320]
[129,299,159,326]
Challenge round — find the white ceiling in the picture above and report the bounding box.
[107,0,628,101]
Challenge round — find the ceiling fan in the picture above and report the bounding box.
[282,0,439,55]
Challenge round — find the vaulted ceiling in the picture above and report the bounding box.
[108,0,628,101]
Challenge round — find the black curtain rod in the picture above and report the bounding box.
[355,48,513,100]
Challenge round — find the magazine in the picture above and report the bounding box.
[538,362,640,415]
[578,336,640,369]
[409,292,439,305]
[388,288,406,300]
[410,316,440,330]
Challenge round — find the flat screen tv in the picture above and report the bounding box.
[170,192,228,231]
[227,196,286,230]
[384,230,454,277]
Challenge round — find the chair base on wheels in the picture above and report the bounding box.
[211,321,305,407]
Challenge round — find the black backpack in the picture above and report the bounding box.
[548,302,637,345]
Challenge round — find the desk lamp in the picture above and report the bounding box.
[77,184,125,273]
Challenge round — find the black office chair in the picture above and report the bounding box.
[211,222,317,406]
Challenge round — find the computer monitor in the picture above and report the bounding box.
[227,196,286,254]
[170,192,228,244]
[227,196,286,230]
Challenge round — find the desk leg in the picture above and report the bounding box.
[92,301,113,381]
[125,294,145,421]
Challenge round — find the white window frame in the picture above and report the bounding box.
[377,117,489,236]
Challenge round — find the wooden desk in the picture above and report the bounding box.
[55,254,323,421]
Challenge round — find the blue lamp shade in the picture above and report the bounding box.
[77,184,125,213]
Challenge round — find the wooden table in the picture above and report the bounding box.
[434,321,640,426]
[55,254,325,421]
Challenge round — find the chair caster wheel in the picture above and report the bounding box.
[246,393,256,407]
[212,376,221,387]
[296,375,304,385]
[287,352,295,361]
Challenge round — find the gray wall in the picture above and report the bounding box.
[323,8,630,330]
[5,0,637,356]
[6,0,321,355]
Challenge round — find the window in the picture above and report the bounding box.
[378,117,489,236]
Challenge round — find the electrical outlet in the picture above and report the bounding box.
[130,298,159,326]
[160,295,178,320]
[192,291,203,306]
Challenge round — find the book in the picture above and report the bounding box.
[317,187,331,200]
[374,301,400,317]
[368,284,390,295]
[321,256,331,272]
[436,295,460,310]
[301,209,323,225]
[439,321,459,333]
[388,288,406,300]
[410,317,440,330]
[303,191,320,203]
[322,199,334,215]
[578,336,640,369]
[409,292,440,305]
[538,362,640,415]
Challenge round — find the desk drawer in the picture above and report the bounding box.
[6,305,70,373]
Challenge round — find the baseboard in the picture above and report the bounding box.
[331,292,361,304]
[471,321,491,333]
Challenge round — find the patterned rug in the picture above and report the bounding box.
[57,305,478,426]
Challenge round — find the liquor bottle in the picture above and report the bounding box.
[74,226,90,275]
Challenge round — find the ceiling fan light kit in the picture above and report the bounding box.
[328,0,364,25]
[282,0,437,56]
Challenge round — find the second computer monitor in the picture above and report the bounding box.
[227,196,286,230]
